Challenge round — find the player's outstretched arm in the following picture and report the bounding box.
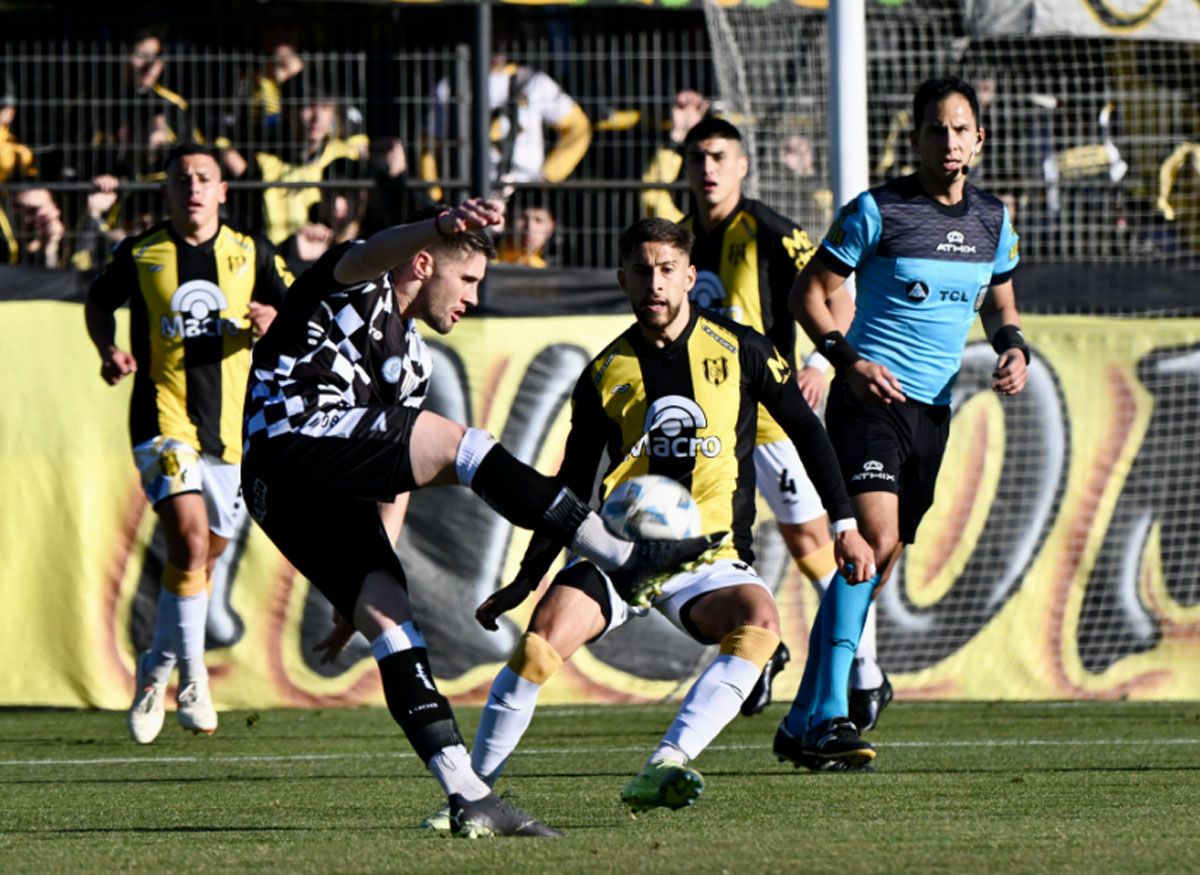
[979,278,1028,396]
[332,197,506,285]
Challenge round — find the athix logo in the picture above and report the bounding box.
[630,395,722,459]
[937,229,977,255]
[162,280,237,339]
[851,459,897,483]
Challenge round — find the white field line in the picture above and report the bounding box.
[0,737,1197,769]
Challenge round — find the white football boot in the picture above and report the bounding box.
[128,651,168,744]
[176,673,218,735]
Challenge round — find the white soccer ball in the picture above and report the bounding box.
[599,475,702,540]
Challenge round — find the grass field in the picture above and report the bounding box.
[1,701,1197,873]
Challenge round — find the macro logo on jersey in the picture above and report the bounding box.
[690,270,741,321]
[162,280,237,339]
[703,357,728,386]
[937,230,977,255]
[630,394,722,459]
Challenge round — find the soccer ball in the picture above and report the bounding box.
[599,475,702,540]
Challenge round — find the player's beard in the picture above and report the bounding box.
[635,295,683,332]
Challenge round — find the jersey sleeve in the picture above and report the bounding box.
[992,203,1020,282]
[85,239,136,312]
[526,70,577,126]
[517,368,608,582]
[252,236,294,307]
[742,330,855,523]
[820,190,882,274]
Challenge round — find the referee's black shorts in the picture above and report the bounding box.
[240,405,422,620]
[825,376,951,544]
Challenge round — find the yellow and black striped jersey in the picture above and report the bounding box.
[548,309,853,567]
[683,197,817,446]
[88,221,293,464]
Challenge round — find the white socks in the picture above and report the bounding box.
[428,744,491,802]
[471,666,543,785]
[568,509,634,571]
[655,653,761,763]
[152,590,207,686]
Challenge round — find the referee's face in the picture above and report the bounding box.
[684,136,748,214]
[619,241,696,343]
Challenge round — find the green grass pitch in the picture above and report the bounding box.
[1,701,1197,873]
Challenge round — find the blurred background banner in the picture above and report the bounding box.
[965,0,1200,42]
[2,286,1198,710]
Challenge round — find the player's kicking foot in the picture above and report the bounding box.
[807,717,876,769]
[449,793,563,838]
[849,672,893,733]
[612,532,730,608]
[621,760,705,812]
[176,675,218,735]
[128,651,167,744]
[741,641,791,717]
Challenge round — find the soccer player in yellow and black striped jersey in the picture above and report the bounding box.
[680,116,889,727]
[85,144,292,745]
[455,218,873,817]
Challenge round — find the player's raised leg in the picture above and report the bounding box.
[414,413,726,592]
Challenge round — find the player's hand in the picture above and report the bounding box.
[312,610,357,665]
[441,198,506,235]
[991,349,1027,396]
[475,574,537,631]
[100,346,137,385]
[795,365,829,411]
[246,302,278,337]
[833,529,877,584]
[846,359,906,405]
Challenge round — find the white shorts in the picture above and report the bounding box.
[133,436,246,539]
[590,557,773,644]
[754,439,825,525]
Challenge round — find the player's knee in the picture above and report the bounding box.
[507,631,563,685]
[719,624,781,670]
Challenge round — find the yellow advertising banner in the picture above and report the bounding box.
[1,299,1198,710]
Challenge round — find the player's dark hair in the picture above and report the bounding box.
[682,115,743,148]
[912,76,980,128]
[164,144,222,177]
[410,203,498,260]
[618,217,694,262]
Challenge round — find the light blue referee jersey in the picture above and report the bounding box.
[821,175,1020,405]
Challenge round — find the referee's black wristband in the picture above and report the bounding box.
[817,331,862,372]
[991,324,1031,364]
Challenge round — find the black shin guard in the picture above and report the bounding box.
[470,443,590,539]
[377,648,464,764]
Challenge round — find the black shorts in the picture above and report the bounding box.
[240,407,421,619]
[825,377,951,544]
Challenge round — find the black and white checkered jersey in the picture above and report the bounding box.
[243,241,432,444]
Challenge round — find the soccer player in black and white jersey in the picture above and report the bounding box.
[240,200,723,839]
[412,218,874,821]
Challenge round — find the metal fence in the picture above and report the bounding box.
[3,6,1197,273]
